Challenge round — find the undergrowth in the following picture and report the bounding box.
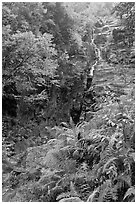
[2,2,135,202]
[2,74,135,202]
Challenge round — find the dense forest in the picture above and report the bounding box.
[2,2,135,202]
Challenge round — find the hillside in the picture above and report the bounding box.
[2,2,135,202]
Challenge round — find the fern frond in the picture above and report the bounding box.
[103,157,117,172]
[2,189,17,202]
[97,180,112,201]
[58,196,83,202]
[79,183,91,194]
[100,145,117,165]
[117,173,132,187]
[69,181,79,197]
[123,186,135,200]
[102,189,117,202]
[88,179,117,202]
[56,192,72,201]
[87,187,99,202]
[76,121,88,129]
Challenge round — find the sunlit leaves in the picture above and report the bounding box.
[3,30,57,93]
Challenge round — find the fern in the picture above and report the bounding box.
[58,196,83,202]
[70,181,79,196]
[2,189,17,202]
[103,157,118,173]
[87,179,117,202]
[56,192,72,201]
[87,188,99,202]
[116,173,131,188]
[102,190,117,202]
[123,186,135,201]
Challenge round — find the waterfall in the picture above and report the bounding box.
[89,32,102,77]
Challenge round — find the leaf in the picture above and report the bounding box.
[3,190,16,202]
[56,192,71,201]
[123,186,135,200]
[98,180,112,202]
[128,152,135,162]
[103,157,117,172]
[59,196,83,202]
[87,188,99,202]
[70,181,79,196]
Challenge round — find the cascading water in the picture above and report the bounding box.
[70,27,103,124]
[89,32,102,77]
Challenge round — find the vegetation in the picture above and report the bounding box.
[2,2,135,202]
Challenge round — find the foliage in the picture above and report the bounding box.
[2,2,135,203]
[3,86,135,201]
[113,2,135,37]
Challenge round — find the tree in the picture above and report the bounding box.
[2,3,58,120]
[112,2,135,46]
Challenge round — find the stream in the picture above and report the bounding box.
[89,33,102,77]
[70,27,104,124]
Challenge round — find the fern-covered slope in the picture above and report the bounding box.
[2,2,135,202]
